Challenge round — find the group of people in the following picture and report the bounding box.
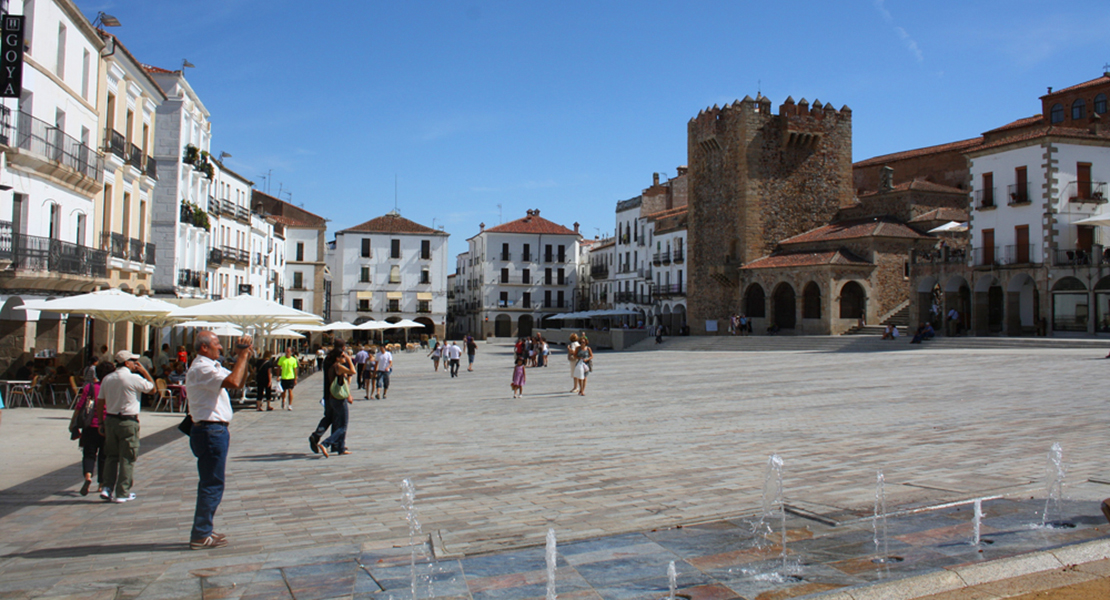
[426,335,477,377]
[69,331,255,550]
[251,347,305,411]
[728,314,753,336]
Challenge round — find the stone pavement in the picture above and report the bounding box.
[1,340,1110,599]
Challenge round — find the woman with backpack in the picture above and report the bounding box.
[70,361,115,497]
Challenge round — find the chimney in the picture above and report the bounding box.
[653,172,659,186]
[480,222,485,231]
[574,222,580,233]
[534,209,540,216]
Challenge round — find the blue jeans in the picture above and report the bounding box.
[190,422,229,540]
[317,397,349,453]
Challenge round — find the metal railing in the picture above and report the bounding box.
[128,238,144,262]
[0,221,107,277]
[145,242,156,265]
[500,252,511,261]
[1004,244,1036,265]
[973,246,1000,266]
[106,129,126,159]
[1069,181,1108,203]
[128,143,143,170]
[672,248,684,262]
[144,156,158,180]
[0,109,103,181]
[1007,183,1030,205]
[591,265,608,278]
[654,283,685,297]
[1053,247,1106,266]
[208,248,223,265]
[614,291,652,304]
[975,188,996,209]
[101,232,127,259]
[912,247,967,265]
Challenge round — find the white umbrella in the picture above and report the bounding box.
[171,294,321,334]
[927,221,968,233]
[289,323,329,332]
[355,320,393,330]
[30,288,176,324]
[1075,213,1110,226]
[323,321,358,331]
[270,326,306,339]
[390,318,424,329]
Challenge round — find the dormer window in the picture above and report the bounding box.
[1051,103,1064,124]
[1072,99,1086,120]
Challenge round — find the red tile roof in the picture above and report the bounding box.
[779,217,930,245]
[968,125,1110,154]
[269,215,316,228]
[853,138,983,168]
[858,179,966,197]
[740,250,871,270]
[644,206,688,221]
[1042,74,1110,98]
[984,114,1043,135]
[590,240,615,251]
[909,208,969,223]
[142,64,176,74]
[484,213,578,236]
[340,212,446,235]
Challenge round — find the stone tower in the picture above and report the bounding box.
[687,95,854,334]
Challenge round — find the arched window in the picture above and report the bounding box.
[744,283,766,318]
[802,282,821,319]
[1095,93,1107,115]
[1072,99,1086,120]
[1050,103,1064,124]
[839,281,867,319]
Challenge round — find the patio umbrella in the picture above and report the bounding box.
[170,294,322,340]
[384,318,424,345]
[927,221,969,233]
[270,326,306,339]
[1075,213,1110,226]
[30,288,177,324]
[323,321,358,331]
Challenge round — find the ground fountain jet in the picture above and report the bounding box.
[401,479,433,600]
[872,470,889,563]
[545,528,557,600]
[1041,442,1066,528]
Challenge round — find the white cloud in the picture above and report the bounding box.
[873,0,924,64]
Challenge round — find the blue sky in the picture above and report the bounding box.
[76,0,1110,258]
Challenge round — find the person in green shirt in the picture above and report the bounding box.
[276,347,299,410]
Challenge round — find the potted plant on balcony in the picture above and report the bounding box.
[192,206,211,231]
[183,144,199,166]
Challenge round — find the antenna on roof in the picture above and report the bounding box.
[394,174,398,211]
[497,203,502,224]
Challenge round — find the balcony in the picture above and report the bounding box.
[144,156,158,180]
[544,254,554,263]
[1069,181,1108,203]
[590,265,609,278]
[208,248,223,266]
[1003,244,1036,265]
[105,129,126,159]
[1053,247,1106,267]
[975,188,997,209]
[222,246,249,264]
[655,283,685,297]
[145,242,156,266]
[0,108,103,184]
[0,221,107,278]
[614,291,652,305]
[973,246,999,266]
[128,238,144,262]
[672,248,684,263]
[912,247,967,265]
[521,252,531,262]
[1007,182,1031,205]
[500,252,512,261]
[101,232,127,259]
[128,143,144,170]
[178,269,202,288]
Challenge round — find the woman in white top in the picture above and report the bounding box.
[566,333,580,394]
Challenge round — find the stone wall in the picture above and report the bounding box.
[687,96,853,334]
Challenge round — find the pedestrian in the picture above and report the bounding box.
[573,337,593,396]
[177,345,189,366]
[309,339,357,458]
[655,323,664,344]
[353,345,369,389]
[97,350,154,503]
[71,361,114,497]
[567,333,581,393]
[82,355,99,385]
[363,346,378,399]
[185,330,253,550]
[276,346,298,410]
[446,342,462,377]
[947,307,961,336]
[155,343,173,375]
[540,337,549,367]
[465,334,477,371]
[315,347,325,371]
[428,340,442,372]
[511,355,526,398]
[255,351,275,411]
[374,344,393,399]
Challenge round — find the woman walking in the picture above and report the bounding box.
[310,339,357,457]
[72,361,114,496]
[573,337,593,396]
[428,341,442,372]
[363,346,378,400]
[567,333,580,393]
[255,351,275,411]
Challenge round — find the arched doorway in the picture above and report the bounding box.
[1052,277,1088,332]
[494,314,512,337]
[414,316,436,338]
[744,284,766,318]
[772,283,796,330]
[839,281,866,321]
[673,304,687,332]
[802,282,821,320]
[1095,276,1110,333]
[944,276,971,335]
[1005,274,1038,335]
[916,276,939,326]
[974,275,1004,334]
[517,314,533,337]
[661,304,672,332]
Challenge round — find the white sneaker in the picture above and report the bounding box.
[112,493,137,503]
[100,489,112,502]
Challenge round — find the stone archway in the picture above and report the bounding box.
[517,314,534,337]
[494,314,512,338]
[772,283,796,330]
[916,276,939,326]
[943,275,971,335]
[1005,274,1038,335]
[839,281,866,321]
[744,283,766,318]
[974,275,1004,335]
[802,281,821,320]
[1051,277,1088,332]
[414,316,436,338]
[1095,276,1110,333]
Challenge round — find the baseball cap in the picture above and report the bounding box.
[115,350,141,363]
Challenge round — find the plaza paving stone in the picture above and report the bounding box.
[1,339,1109,599]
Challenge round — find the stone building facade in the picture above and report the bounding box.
[686,95,854,334]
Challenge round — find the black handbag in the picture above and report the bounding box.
[178,413,193,436]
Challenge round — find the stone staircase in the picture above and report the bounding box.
[624,333,1110,353]
[841,302,912,336]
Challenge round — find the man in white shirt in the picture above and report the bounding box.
[353,345,369,390]
[374,346,393,399]
[97,350,154,503]
[185,331,253,550]
[445,342,462,378]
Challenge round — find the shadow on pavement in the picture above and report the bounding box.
[3,542,184,559]
[233,452,311,462]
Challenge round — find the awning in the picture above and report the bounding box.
[386,291,403,300]
[416,292,433,301]
[356,291,373,299]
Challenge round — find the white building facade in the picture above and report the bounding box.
[330,210,449,338]
[207,164,253,299]
[462,209,581,338]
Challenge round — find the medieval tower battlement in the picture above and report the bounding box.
[687,94,854,334]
